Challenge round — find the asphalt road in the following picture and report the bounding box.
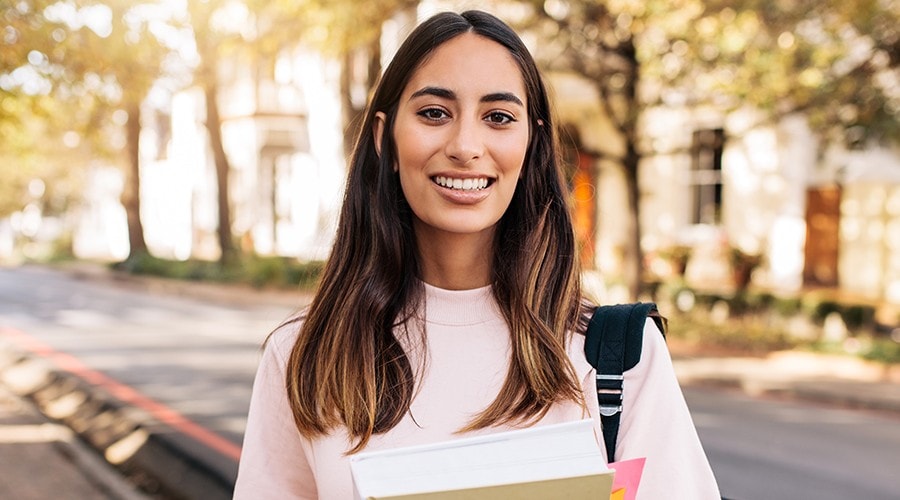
[1,264,898,499]
[0,264,301,489]
[686,386,900,499]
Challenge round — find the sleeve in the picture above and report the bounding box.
[233,329,318,499]
[617,319,721,500]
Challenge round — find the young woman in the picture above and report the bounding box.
[234,10,720,499]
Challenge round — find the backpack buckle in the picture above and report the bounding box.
[596,374,623,417]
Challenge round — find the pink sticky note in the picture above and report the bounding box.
[608,457,646,500]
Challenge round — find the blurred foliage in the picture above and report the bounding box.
[1,0,897,269]
[809,337,900,364]
[858,337,900,364]
[659,283,882,329]
[519,0,899,147]
[113,253,325,290]
[670,311,900,363]
[650,0,900,147]
[1,0,175,256]
[0,0,171,153]
[667,312,801,355]
[656,281,899,363]
[517,0,900,298]
[0,93,86,217]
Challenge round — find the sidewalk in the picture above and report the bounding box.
[0,372,151,500]
[673,350,900,414]
[1,262,899,500]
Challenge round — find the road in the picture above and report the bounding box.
[0,264,300,493]
[1,264,899,499]
[686,387,900,499]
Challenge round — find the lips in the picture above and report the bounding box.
[431,176,492,191]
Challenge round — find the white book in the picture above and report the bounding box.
[350,419,613,499]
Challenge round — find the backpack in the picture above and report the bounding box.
[583,302,665,463]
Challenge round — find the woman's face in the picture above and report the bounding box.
[377,33,530,242]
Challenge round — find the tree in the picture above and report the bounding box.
[1,0,172,260]
[656,0,900,146]
[181,0,419,263]
[184,0,329,264]
[519,0,899,299]
[94,0,169,259]
[0,1,90,220]
[300,0,419,155]
[519,0,652,299]
[184,0,241,264]
[0,95,86,220]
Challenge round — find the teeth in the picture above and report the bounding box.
[434,176,489,191]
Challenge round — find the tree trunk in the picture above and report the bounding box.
[339,51,357,158]
[204,78,236,264]
[619,41,643,301]
[622,146,643,300]
[340,34,382,157]
[122,99,147,258]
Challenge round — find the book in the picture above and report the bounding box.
[608,457,646,500]
[349,419,614,499]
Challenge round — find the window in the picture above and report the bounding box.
[689,128,724,225]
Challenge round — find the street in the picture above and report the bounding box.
[1,264,898,499]
[686,387,900,499]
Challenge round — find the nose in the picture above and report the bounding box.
[445,117,483,165]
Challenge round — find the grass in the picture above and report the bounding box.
[111,252,324,291]
[808,336,900,364]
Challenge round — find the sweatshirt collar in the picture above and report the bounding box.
[422,282,502,326]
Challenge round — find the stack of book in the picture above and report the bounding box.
[350,419,616,499]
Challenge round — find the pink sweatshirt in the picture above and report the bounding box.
[234,284,720,499]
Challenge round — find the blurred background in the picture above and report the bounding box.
[0,0,900,352]
[1,1,900,499]
[3,0,899,352]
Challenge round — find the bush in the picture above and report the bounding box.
[667,312,799,355]
[842,304,876,330]
[861,338,900,364]
[112,253,325,290]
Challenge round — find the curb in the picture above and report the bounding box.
[673,354,900,414]
[0,341,234,500]
[0,383,153,500]
[60,262,310,309]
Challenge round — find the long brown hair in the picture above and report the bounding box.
[285,10,587,453]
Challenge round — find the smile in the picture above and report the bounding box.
[432,176,491,191]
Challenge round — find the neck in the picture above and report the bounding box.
[414,224,494,290]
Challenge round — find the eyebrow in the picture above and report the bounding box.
[409,86,524,107]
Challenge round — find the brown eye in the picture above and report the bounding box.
[418,108,449,121]
[486,112,515,125]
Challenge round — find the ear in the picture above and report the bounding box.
[374,111,386,159]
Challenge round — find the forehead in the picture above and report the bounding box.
[402,32,527,101]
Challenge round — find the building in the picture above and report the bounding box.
[556,89,900,304]
[73,2,900,306]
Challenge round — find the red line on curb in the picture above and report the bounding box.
[0,326,243,462]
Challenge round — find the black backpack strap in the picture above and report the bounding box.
[584,302,661,462]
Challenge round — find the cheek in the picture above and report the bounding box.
[393,126,434,174]
[397,169,417,201]
[499,135,530,176]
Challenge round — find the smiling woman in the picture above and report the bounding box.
[375,32,531,287]
[234,9,720,500]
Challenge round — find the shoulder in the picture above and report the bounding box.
[262,314,304,365]
[565,328,594,382]
[639,316,668,361]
